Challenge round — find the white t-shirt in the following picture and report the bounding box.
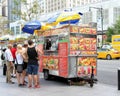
[5,49,13,61]
[15,53,23,65]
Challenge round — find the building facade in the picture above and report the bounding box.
[9,0,120,38]
[39,0,102,14]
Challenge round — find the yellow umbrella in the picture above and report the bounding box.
[46,11,83,26]
[34,25,52,35]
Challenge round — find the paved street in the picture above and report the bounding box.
[97,59,120,86]
[0,66,120,96]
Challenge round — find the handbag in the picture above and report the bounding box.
[16,58,23,73]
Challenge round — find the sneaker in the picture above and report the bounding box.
[34,85,40,88]
[8,81,15,84]
[24,80,28,84]
[18,84,23,87]
[22,83,27,86]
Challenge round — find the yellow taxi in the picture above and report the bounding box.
[97,45,120,60]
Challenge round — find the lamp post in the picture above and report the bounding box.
[89,7,103,47]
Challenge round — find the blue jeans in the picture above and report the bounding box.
[27,64,38,75]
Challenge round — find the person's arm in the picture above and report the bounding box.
[36,46,43,56]
[22,49,28,61]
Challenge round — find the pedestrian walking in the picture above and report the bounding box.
[4,44,14,84]
[26,40,42,88]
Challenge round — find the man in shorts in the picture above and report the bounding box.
[26,40,42,88]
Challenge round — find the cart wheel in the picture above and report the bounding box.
[90,82,93,87]
[44,70,50,80]
[68,80,72,86]
[89,79,94,87]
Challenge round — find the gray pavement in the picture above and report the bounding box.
[0,66,120,96]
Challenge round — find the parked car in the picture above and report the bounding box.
[97,47,120,60]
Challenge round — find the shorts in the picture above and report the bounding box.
[15,64,23,70]
[23,62,27,70]
[27,64,38,75]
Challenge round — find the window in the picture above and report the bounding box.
[16,26,20,35]
[11,27,15,33]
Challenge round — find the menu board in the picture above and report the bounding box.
[77,57,96,76]
[59,57,68,77]
[51,27,69,35]
[79,27,97,34]
[58,43,68,56]
[43,30,51,36]
[70,26,79,33]
[70,36,97,55]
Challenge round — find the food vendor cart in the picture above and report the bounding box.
[37,24,97,87]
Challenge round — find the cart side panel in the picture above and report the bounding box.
[58,42,69,77]
[59,57,68,77]
[68,56,77,78]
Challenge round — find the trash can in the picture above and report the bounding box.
[3,64,7,76]
[118,68,120,90]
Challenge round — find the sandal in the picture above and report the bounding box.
[34,85,40,88]
[28,85,32,88]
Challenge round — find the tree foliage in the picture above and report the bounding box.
[12,0,43,21]
[106,27,114,42]
[106,16,120,42]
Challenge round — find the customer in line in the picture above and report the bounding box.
[27,40,42,88]
[15,44,24,87]
[4,44,14,84]
[22,43,28,85]
[11,43,17,78]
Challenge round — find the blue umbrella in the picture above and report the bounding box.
[60,19,79,24]
[22,20,41,34]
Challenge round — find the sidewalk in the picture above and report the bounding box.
[0,66,120,96]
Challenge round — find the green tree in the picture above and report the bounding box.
[106,16,120,42]
[12,0,43,21]
[106,27,114,42]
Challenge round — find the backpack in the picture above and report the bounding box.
[1,53,5,60]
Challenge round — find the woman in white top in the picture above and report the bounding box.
[15,44,24,87]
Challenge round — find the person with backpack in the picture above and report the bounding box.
[1,48,7,76]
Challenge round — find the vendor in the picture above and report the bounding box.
[45,39,51,50]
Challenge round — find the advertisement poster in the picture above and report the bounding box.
[70,26,79,33]
[77,57,97,76]
[79,27,97,34]
[59,57,68,77]
[42,56,59,70]
[58,43,68,56]
[51,27,69,35]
